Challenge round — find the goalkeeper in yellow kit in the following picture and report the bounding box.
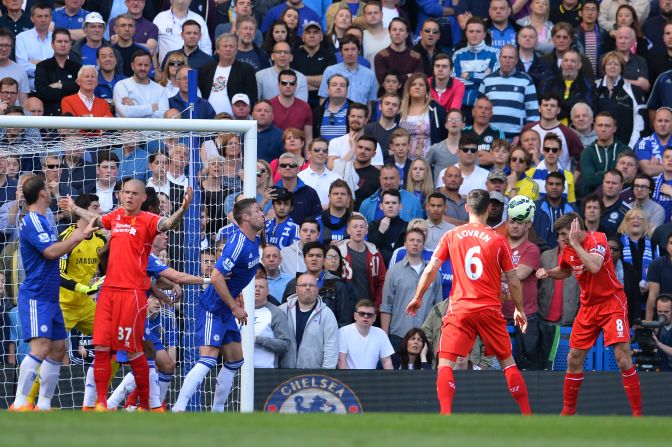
[27,194,107,405]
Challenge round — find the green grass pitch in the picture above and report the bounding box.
[1,412,669,447]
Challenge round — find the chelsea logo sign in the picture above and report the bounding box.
[264,375,363,414]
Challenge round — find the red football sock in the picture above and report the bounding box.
[129,355,150,410]
[436,366,456,415]
[125,388,139,408]
[562,372,583,415]
[621,367,642,416]
[93,350,111,406]
[503,365,532,415]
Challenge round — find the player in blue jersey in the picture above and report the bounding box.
[11,176,98,411]
[265,187,299,249]
[172,198,265,412]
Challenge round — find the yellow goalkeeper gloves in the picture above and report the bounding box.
[75,276,106,295]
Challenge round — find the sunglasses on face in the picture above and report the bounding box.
[423,28,440,34]
[460,147,478,154]
[543,146,560,153]
[256,168,266,177]
[279,163,298,169]
[356,311,375,318]
[510,157,526,163]
[46,164,60,169]
[312,147,328,153]
[280,80,296,86]
[169,60,185,67]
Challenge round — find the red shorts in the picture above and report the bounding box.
[570,294,630,350]
[93,288,148,353]
[438,307,512,361]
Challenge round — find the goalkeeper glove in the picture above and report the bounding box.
[75,276,105,295]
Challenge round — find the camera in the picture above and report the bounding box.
[632,316,666,371]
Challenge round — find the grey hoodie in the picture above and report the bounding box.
[279,295,339,369]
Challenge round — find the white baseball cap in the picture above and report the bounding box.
[84,12,105,27]
[231,93,250,105]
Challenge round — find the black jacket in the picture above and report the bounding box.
[197,60,258,105]
[35,57,81,116]
[541,72,593,122]
[516,52,552,93]
[368,215,406,266]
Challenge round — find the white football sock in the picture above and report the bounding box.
[36,357,62,410]
[107,372,136,409]
[82,367,97,407]
[149,366,161,408]
[171,357,216,413]
[211,366,236,413]
[14,354,42,407]
[158,370,173,404]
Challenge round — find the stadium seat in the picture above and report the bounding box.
[551,327,595,371]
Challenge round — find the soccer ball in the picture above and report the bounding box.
[507,195,535,223]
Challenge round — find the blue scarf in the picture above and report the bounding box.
[621,234,655,281]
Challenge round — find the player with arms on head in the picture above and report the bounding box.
[60,179,193,411]
[536,213,642,416]
[172,198,265,412]
[406,189,531,415]
[11,176,98,411]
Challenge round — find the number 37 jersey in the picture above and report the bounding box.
[433,223,515,313]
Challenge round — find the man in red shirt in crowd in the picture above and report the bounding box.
[61,179,193,411]
[536,213,642,416]
[407,189,531,415]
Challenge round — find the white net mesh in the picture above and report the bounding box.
[0,117,253,411]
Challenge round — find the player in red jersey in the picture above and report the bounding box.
[407,189,531,415]
[60,179,192,411]
[536,213,642,416]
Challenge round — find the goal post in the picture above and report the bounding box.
[0,115,257,413]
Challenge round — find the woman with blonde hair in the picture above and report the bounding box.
[326,4,355,47]
[405,159,434,206]
[160,52,189,97]
[516,0,554,54]
[399,73,446,160]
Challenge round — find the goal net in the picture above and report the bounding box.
[0,115,257,412]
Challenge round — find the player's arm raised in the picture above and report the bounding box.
[42,217,99,260]
[158,267,208,286]
[210,268,248,324]
[568,218,603,274]
[406,258,443,316]
[505,269,527,333]
[157,187,193,232]
[59,195,103,228]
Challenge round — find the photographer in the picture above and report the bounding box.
[653,295,672,371]
[282,241,356,327]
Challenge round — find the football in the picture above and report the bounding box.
[507,195,535,223]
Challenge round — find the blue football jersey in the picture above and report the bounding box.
[199,227,261,315]
[146,253,170,279]
[19,211,60,301]
[264,218,299,249]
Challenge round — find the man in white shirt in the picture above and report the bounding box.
[361,2,390,70]
[113,50,168,117]
[435,134,489,195]
[90,151,119,212]
[328,102,384,169]
[15,4,53,91]
[256,41,308,102]
[338,299,394,369]
[153,0,212,65]
[298,138,342,208]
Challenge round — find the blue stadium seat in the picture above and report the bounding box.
[551,327,595,371]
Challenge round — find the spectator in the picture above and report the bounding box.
[601,169,632,236]
[413,19,441,76]
[519,127,542,166]
[367,189,407,265]
[516,25,552,93]
[338,299,394,369]
[275,152,322,224]
[479,44,539,141]
[168,65,216,120]
[0,173,57,243]
[437,165,467,225]
[316,180,352,243]
[635,107,672,177]
[253,274,292,368]
[270,69,312,140]
[15,3,53,91]
[291,21,336,109]
[318,35,377,106]
[254,100,285,163]
[35,28,80,116]
[313,74,349,142]
[265,187,300,249]
[112,13,153,78]
[263,244,293,304]
[197,34,257,116]
[298,139,341,208]
[280,217,320,277]
[113,130,150,180]
[113,50,168,118]
[452,17,500,119]
[328,103,384,169]
[453,134,490,196]
[386,128,412,187]
[598,0,650,35]
[336,213,386,305]
[362,1,391,69]
[61,65,113,117]
[0,30,29,103]
[490,139,511,174]
[426,108,463,182]
[503,210,542,369]
[582,193,607,233]
[199,155,228,235]
[279,272,339,369]
[325,5,353,50]
[541,48,593,124]
[380,228,442,349]
[0,0,32,38]
[231,93,252,119]
[146,151,169,196]
[108,0,159,59]
[69,12,121,71]
[462,97,504,167]
[631,173,665,230]
[644,0,672,59]
[506,147,539,201]
[517,0,554,54]
[549,0,581,28]
[59,135,96,195]
[258,41,309,102]
[153,0,211,65]
[424,192,454,250]
[647,233,672,319]
[391,328,432,370]
[398,73,447,160]
[648,21,672,84]
[527,133,576,203]
[570,102,596,147]
[359,164,423,224]
[486,0,519,51]
[542,22,595,83]
[653,295,672,370]
[0,78,22,114]
[0,154,17,203]
[52,0,88,41]
[161,20,215,71]
[374,17,423,86]
[576,0,601,76]
[94,45,124,105]
[82,151,118,212]
[260,0,321,37]
[428,53,465,111]
[533,171,578,248]
[363,92,401,155]
[270,128,310,182]
[611,25,650,93]
[228,16,268,73]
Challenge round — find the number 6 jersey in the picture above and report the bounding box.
[432,223,515,313]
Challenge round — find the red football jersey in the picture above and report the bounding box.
[101,208,162,291]
[433,223,515,313]
[558,231,624,307]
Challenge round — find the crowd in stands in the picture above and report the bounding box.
[0,0,672,372]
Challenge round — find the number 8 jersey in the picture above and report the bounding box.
[432,223,515,313]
